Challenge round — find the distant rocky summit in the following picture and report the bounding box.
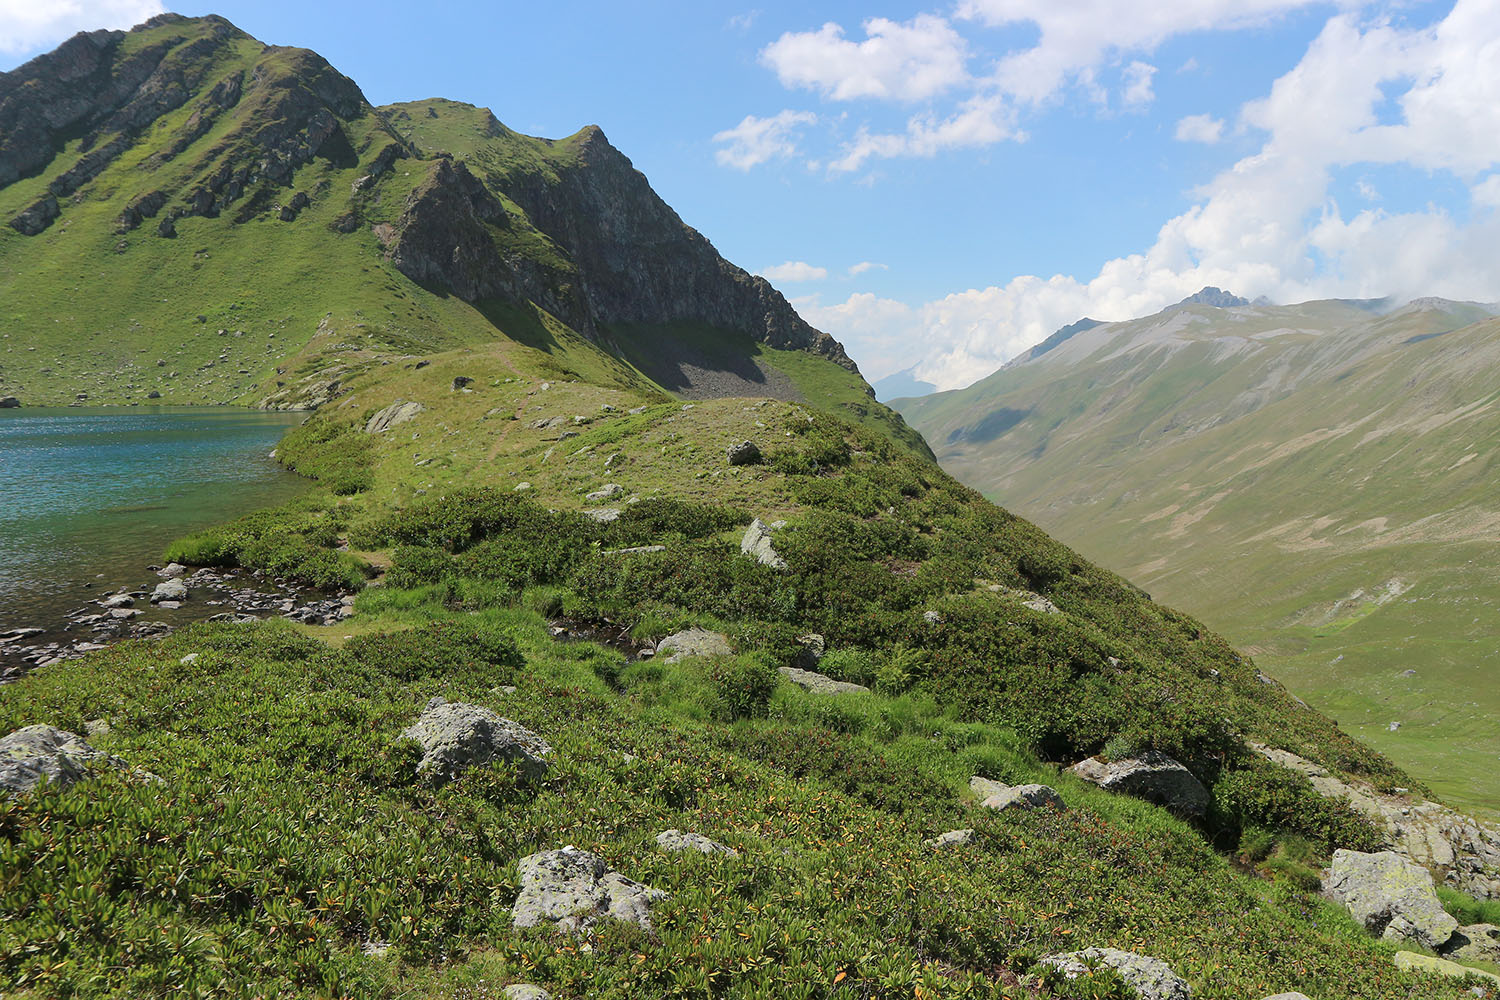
[1174,286,1249,308]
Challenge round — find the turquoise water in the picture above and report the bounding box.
[0,407,310,632]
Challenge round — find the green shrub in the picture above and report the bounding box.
[818,648,876,687]
[276,417,374,495]
[1213,761,1384,853]
[704,654,779,722]
[344,620,523,682]
[387,546,454,588]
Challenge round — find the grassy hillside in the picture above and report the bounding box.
[899,298,1500,812]
[7,349,1497,997]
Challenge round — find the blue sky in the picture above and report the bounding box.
[3,1,1496,387]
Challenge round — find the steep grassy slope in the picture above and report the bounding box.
[899,298,1500,811]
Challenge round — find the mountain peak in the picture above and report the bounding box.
[1175,286,1249,308]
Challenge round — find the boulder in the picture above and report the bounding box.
[1262,994,1313,1000]
[504,987,551,1000]
[779,666,869,695]
[655,829,738,857]
[452,376,474,390]
[1038,948,1191,1000]
[1068,751,1209,817]
[150,579,188,603]
[401,698,550,787]
[1444,922,1500,964]
[924,828,974,850]
[586,483,624,502]
[970,776,1009,800]
[726,441,761,466]
[1324,849,1458,949]
[512,846,666,934]
[364,400,424,433]
[1393,950,1500,984]
[0,396,19,408]
[158,563,187,579]
[740,518,787,570]
[981,783,1065,813]
[794,633,826,669]
[0,725,145,794]
[657,628,733,663]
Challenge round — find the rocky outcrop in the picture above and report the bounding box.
[10,195,60,235]
[970,776,1065,812]
[727,441,761,466]
[0,396,19,408]
[924,829,975,850]
[656,628,732,663]
[1324,849,1458,949]
[1069,752,1209,817]
[1,725,149,794]
[1444,922,1500,965]
[512,846,665,934]
[401,697,550,786]
[740,519,787,570]
[1038,948,1191,1000]
[779,666,869,695]
[365,400,424,433]
[1251,742,1500,899]
[655,829,737,857]
[1393,950,1500,984]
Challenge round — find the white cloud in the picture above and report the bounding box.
[956,0,1345,103]
[713,110,817,170]
[1122,61,1157,109]
[761,14,970,101]
[759,260,829,282]
[848,261,887,275]
[794,292,918,380]
[1175,113,1224,143]
[1355,178,1379,201]
[830,93,1021,173]
[0,0,163,56]
[809,0,1500,390]
[728,11,760,32]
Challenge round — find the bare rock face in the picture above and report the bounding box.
[1069,751,1209,818]
[1443,922,1500,965]
[740,519,787,570]
[1323,849,1458,950]
[512,846,666,934]
[402,697,550,787]
[1038,948,1191,1000]
[1250,742,1500,900]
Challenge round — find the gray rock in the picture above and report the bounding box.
[530,415,569,430]
[1444,923,1500,964]
[586,483,624,502]
[100,594,134,609]
[179,653,200,665]
[1324,849,1458,949]
[584,508,622,523]
[0,725,144,794]
[794,633,826,669]
[401,697,550,787]
[969,776,1009,800]
[452,376,474,390]
[981,783,1065,812]
[1069,751,1209,817]
[1039,947,1191,1000]
[0,396,20,408]
[1262,995,1313,1000]
[779,666,869,695]
[1393,950,1500,984]
[727,441,761,466]
[365,400,425,434]
[656,829,738,857]
[150,579,188,603]
[109,608,142,620]
[657,628,733,663]
[740,518,787,570]
[512,846,666,934]
[504,987,552,1000]
[158,563,187,579]
[924,828,975,850]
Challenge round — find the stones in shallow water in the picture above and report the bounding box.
[655,829,738,857]
[656,628,732,663]
[1038,948,1191,1000]
[512,846,666,934]
[778,666,868,695]
[1068,751,1209,818]
[401,697,551,787]
[150,579,188,603]
[1324,848,1458,950]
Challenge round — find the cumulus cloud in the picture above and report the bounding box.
[759,261,829,282]
[761,14,970,101]
[713,110,817,170]
[831,93,1021,172]
[806,1,1500,390]
[0,0,162,56]
[1121,61,1157,109]
[848,261,887,275]
[1175,113,1224,143]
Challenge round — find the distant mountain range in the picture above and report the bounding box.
[898,293,1500,810]
[871,364,937,402]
